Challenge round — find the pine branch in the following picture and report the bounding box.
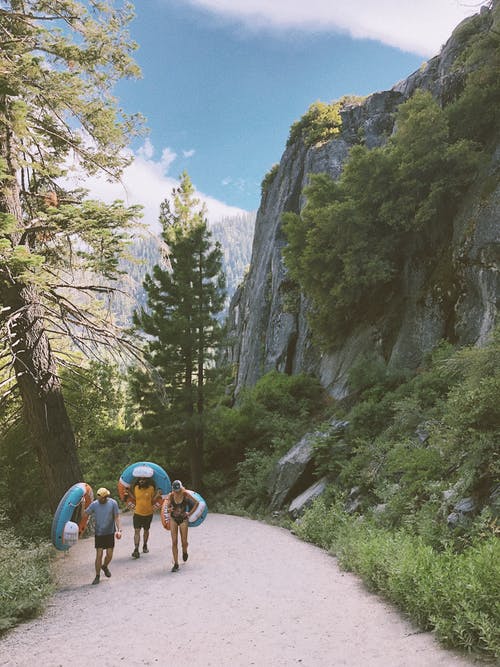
[0,9,79,22]
[0,411,22,440]
[0,383,20,403]
[41,294,144,366]
[51,284,116,294]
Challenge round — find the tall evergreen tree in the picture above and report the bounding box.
[0,1,143,509]
[133,173,226,489]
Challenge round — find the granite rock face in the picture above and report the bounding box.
[267,419,349,511]
[224,6,499,400]
[288,478,328,520]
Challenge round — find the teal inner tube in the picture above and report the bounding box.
[118,461,171,509]
[51,482,92,551]
[186,490,208,527]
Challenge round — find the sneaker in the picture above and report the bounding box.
[132,549,140,559]
[182,552,188,562]
[101,565,111,578]
[92,575,100,585]
[171,563,179,572]
[142,545,149,553]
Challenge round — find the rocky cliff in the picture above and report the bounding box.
[224,4,499,399]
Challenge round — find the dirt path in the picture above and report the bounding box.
[1,513,477,667]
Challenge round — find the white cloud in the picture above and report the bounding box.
[64,142,247,231]
[137,137,155,160]
[160,147,177,172]
[183,149,196,158]
[221,176,251,194]
[184,0,481,56]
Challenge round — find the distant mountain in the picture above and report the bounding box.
[210,212,256,312]
[109,211,256,326]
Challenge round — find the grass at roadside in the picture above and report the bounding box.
[0,526,54,635]
[294,498,500,661]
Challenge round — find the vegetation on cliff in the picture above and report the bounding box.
[261,163,280,196]
[287,96,366,148]
[283,88,483,346]
[282,4,499,348]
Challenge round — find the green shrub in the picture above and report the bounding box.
[429,539,500,655]
[232,448,277,512]
[347,394,395,440]
[288,100,342,147]
[318,333,499,540]
[347,352,391,393]
[14,509,53,544]
[294,496,349,549]
[297,499,500,658]
[447,6,500,146]
[204,370,327,498]
[244,370,324,418]
[0,523,53,634]
[206,371,328,504]
[205,404,256,475]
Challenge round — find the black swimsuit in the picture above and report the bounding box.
[170,493,187,525]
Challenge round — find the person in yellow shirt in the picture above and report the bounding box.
[131,477,160,558]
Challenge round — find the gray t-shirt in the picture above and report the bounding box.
[85,498,119,536]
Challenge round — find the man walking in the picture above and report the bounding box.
[84,487,122,585]
[131,477,160,558]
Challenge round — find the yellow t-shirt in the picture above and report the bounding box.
[134,485,156,516]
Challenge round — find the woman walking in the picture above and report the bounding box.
[165,480,199,571]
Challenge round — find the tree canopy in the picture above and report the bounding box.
[132,172,226,489]
[0,0,144,508]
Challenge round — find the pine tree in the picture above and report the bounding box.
[133,173,226,489]
[0,1,144,509]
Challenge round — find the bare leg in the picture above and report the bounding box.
[143,528,150,549]
[134,527,141,549]
[179,521,189,560]
[95,547,104,576]
[103,547,114,567]
[170,521,179,565]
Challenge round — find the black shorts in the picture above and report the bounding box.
[133,513,153,530]
[95,533,115,549]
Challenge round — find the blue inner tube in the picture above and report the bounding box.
[186,491,208,527]
[119,461,171,497]
[51,482,88,551]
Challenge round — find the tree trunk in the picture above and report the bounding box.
[190,250,205,492]
[4,282,82,512]
[185,349,202,490]
[195,312,205,493]
[189,442,203,492]
[1,126,82,512]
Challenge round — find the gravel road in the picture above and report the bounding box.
[0,513,477,667]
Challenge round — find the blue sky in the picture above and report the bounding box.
[80,0,480,227]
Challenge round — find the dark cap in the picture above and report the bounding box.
[172,480,182,491]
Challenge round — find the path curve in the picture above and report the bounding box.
[1,514,477,666]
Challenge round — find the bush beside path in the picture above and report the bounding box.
[0,514,478,667]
